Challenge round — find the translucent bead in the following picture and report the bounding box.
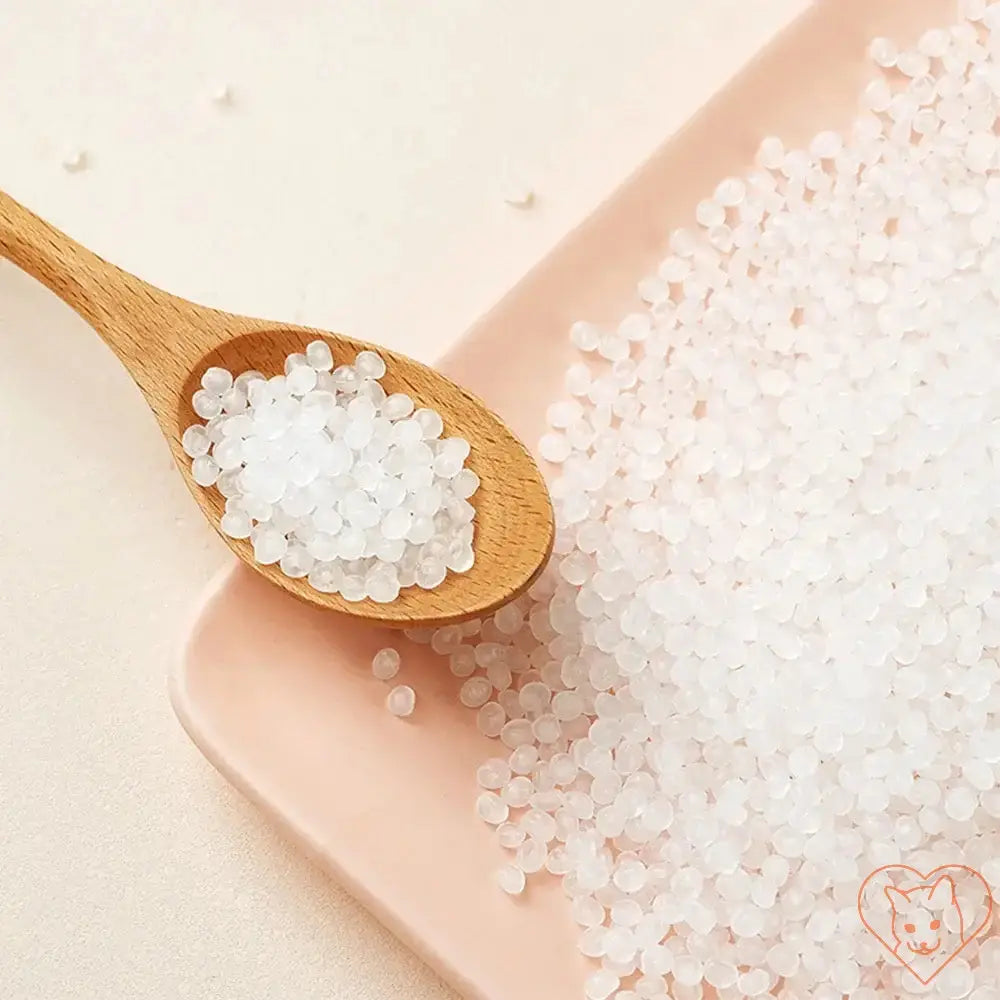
[407,515,436,545]
[446,544,475,573]
[620,313,652,341]
[477,759,512,793]
[220,511,252,538]
[598,332,629,362]
[731,902,765,937]
[897,50,931,77]
[502,776,533,808]
[307,562,342,593]
[806,906,838,941]
[343,418,374,451]
[585,968,622,1000]
[937,959,974,1000]
[496,864,525,895]
[192,389,223,419]
[305,339,334,371]
[540,433,571,464]
[714,177,746,206]
[219,389,248,418]
[509,745,538,774]
[918,27,949,57]
[673,955,703,987]
[613,858,648,894]
[476,791,510,825]
[705,960,739,988]
[610,899,642,926]
[501,719,534,749]
[571,321,601,352]
[460,677,492,708]
[518,681,551,713]
[385,684,416,717]
[451,468,480,498]
[354,350,387,379]
[181,424,211,457]
[869,37,898,67]
[497,822,526,849]
[371,647,401,680]
[233,370,265,392]
[201,366,233,395]
[381,507,412,541]
[830,958,860,993]
[378,394,411,423]
[549,753,578,786]
[366,571,401,604]
[756,135,785,169]
[253,528,287,565]
[552,690,584,721]
[413,408,444,440]
[212,437,244,471]
[961,0,988,17]
[737,969,771,997]
[570,896,604,928]
[521,809,557,843]
[286,364,317,396]
[449,647,477,677]
[515,837,547,874]
[944,786,977,821]
[278,545,313,579]
[696,199,726,228]
[477,702,506,737]
[192,455,220,487]
[416,558,447,590]
[766,942,799,977]
[532,714,562,743]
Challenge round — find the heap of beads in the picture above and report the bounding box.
[182,342,479,602]
[411,8,1000,999]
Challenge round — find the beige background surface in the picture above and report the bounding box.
[0,3,808,997]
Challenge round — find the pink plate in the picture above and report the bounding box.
[171,2,950,996]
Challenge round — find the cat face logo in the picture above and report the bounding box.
[886,875,962,963]
[859,865,993,985]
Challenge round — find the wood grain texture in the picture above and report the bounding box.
[0,188,554,626]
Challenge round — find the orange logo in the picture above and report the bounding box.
[858,865,994,984]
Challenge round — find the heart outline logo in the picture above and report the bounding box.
[857,864,994,985]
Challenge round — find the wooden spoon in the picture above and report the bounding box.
[0,189,554,627]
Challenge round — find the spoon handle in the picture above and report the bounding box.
[0,188,193,399]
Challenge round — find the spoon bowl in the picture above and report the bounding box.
[0,189,554,626]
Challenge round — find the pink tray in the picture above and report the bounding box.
[171,2,950,997]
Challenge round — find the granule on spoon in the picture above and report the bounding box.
[182,342,479,602]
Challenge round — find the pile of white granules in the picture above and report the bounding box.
[405,8,1000,1000]
[182,342,479,603]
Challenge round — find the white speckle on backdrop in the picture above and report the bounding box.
[0,1,807,997]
